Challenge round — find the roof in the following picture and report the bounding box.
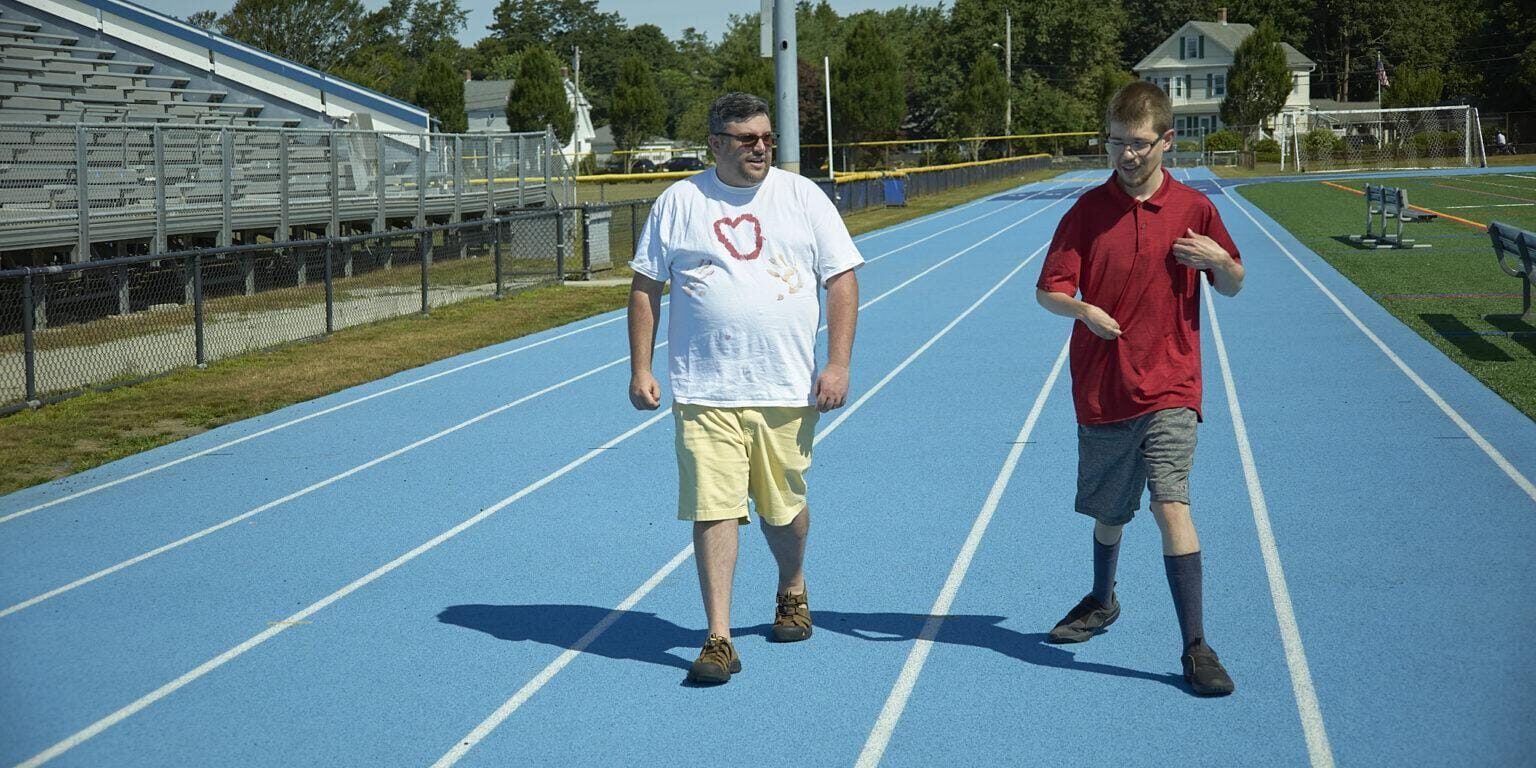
[1135,20,1314,71]
[464,80,512,113]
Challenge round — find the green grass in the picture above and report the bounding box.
[0,166,1059,496]
[1240,174,1536,421]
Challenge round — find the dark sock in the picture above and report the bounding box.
[1164,551,1205,650]
[1092,535,1120,607]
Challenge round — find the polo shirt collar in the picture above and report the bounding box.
[1104,167,1172,211]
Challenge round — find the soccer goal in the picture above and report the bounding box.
[1280,105,1486,172]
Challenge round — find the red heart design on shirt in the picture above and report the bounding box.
[713,214,764,261]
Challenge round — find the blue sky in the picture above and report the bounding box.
[129,0,944,46]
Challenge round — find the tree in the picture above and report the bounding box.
[507,46,574,143]
[1220,18,1290,140]
[1383,61,1444,108]
[952,53,1007,157]
[415,53,467,132]
[217,0,366,70]
[487,0,624,121]
[185,10,217,28]
[610,56,667,170]
[833,15,906,154]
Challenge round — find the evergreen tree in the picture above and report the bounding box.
[953,53,1007,157]
[1220,18,1290,141]
[833,15,906,152]
[507,46,575,143]
[610,56,667,170]
[415,53,467,133]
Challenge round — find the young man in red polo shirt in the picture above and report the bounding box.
[1035,81,1244,696]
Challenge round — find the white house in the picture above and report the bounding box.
[1133,8,1315,138]
[462,69,596,162]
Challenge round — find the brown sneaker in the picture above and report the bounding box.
[687,634,741,685]
[770,590,812,643]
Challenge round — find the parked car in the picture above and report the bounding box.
[663,157,708,172]
[603,157,656,174]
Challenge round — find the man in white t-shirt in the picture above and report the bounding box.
[627,92,863,685]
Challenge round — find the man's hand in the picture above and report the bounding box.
[1172,228,1232,271]
[1080,304,1122,340]
[629,371,661,410]
[814,363,850,412]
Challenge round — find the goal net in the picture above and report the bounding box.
[1280,105,1485,172]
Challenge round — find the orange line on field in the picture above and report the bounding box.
[1318,180,1487,230]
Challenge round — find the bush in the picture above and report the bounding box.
[1176,139,1200,153]
[1409,130,1462,154]
[1302,128,1343,155]
[1205,129,1242,151]
[1252,137,1281,163]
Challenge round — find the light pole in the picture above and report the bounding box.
[991,10,1011,137]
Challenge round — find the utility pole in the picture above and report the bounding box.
[773,0,800,172]
[1004,10,1011,137]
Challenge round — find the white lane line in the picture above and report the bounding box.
[855,336,1068,768]
[0,312,637,526]
[17,190,1079,767]
[1505,174,1536,181]
[0,357,634,619]
[432,239,1064,768]
[1204,283,1335,768]
[1219,190,1536,504]
[5,179,1065,526]
[1444,203,1534,209]
[14,408,673,768]
[0,181,1091,619]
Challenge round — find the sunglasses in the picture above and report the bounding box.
[714,132,776,148]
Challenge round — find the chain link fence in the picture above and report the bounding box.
[817,154,1054,214]
[0,209,573,413]
[578,199,652,278]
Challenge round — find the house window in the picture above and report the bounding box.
[1292,74,1300,94]
[1206,73,1213,98]
[1198,35,1205,58]
[1214,74,1226,96]
[1178,36,1186,60]
[1174,77,1182,97]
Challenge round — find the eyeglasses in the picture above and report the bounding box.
[1105,135,1167,156]
[714,132,775,148]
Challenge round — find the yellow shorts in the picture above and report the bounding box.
[673,403,819,526]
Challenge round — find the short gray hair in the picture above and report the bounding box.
[708,92,771,134]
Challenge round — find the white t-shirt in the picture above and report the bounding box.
[630,167,864,407]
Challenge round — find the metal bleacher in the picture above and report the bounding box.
[0,1,572,265]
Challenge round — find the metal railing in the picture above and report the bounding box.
[816,154,1053,214]
[0,209,575,412]
[0,123,575,262]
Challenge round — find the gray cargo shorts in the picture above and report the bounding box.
[1075,407,1197,526]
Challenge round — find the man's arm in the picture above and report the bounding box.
[627,273,665,410]
[1172,228,1244,297]
[815,269,859,412]
[1035,288,1122,339]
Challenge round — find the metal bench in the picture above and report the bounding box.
[1349,183,1433,249]
[1488,221,1535,323]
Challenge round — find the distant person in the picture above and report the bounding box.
[1494,131,1514,155]
[1035,80,1245,696]
[626,92,863,685]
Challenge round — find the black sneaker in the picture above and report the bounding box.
[1181,640,1235,696]
[1046,593,1120,644]
[687,634,742,685]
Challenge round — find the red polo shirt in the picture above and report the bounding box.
[1036,170,1241,425]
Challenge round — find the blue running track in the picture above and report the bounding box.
[3,168,1533,767]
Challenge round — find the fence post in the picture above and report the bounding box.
[493,217,504,299]
[21,270,36,404]
[420,229,430,315]
[193,253,206,368]
[75,124,89,263]
[153,125,166,256]
[554,209,566,282]
[324,239,335,334]
[580,203,591,281]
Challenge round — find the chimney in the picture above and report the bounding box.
[1217,7,1227,24]
[462,69,472,82]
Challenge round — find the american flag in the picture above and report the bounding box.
[1376,54,1390,88]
